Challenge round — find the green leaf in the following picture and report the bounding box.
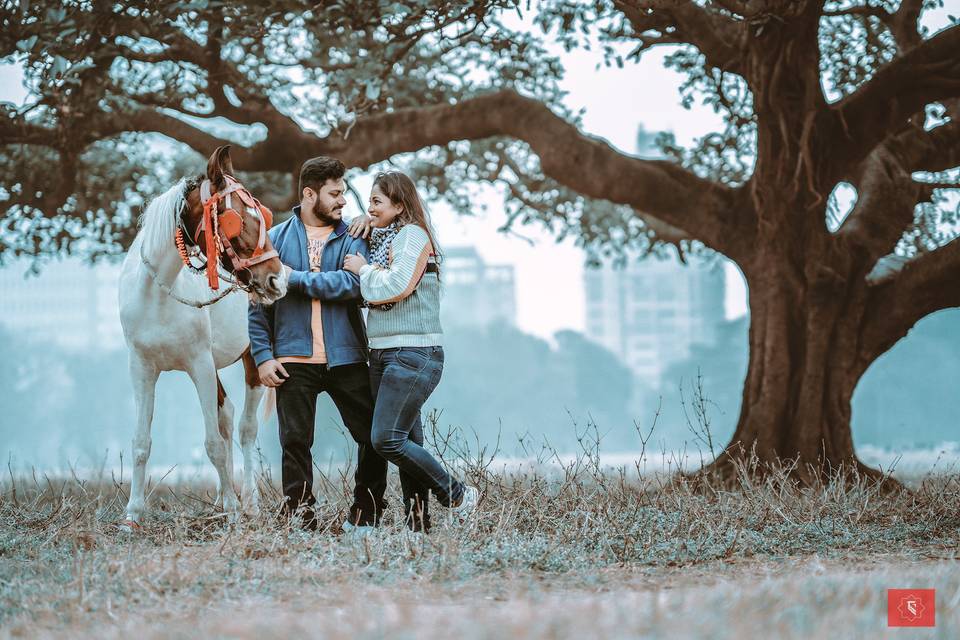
[46,7,66,23]
[365,82,381,101]
[51,56,69,77]
[16,35,38,52]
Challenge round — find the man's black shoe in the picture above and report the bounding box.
[347,495,387,527]
[278,503,318,532]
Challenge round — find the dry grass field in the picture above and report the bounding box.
[2,444,958,639]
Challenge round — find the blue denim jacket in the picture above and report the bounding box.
[248,207,370,368]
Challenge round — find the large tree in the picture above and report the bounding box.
[2,0,958,478]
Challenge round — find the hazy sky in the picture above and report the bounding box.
[5,7,952,339]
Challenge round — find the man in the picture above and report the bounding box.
[248,156,383,531]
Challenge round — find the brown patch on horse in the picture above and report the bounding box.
[216,374,230,439]
[216,375,226,409]
[241,347,261,388]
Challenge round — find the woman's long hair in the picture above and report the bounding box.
[373,171,442,269]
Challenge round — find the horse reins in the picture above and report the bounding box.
[140,248,240,309]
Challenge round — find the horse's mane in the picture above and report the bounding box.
[137,178,189,257]
[184,174,204,193]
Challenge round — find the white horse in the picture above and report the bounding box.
[118,146,287,526]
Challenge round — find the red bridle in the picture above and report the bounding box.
[187,175,278,290]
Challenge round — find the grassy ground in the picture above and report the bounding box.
[1,447,958,638]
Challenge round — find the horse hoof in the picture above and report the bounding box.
[118,520,143,534]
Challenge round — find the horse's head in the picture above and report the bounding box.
[183,145,287,305]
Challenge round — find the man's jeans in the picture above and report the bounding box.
[369,347,465,529]
[276,362,387,525]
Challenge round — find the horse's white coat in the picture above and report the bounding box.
[118,180,286,524]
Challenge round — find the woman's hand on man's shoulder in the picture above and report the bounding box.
[346,215,373,239]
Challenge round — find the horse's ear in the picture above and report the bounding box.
[206,145,234,191]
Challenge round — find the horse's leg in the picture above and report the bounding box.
[187,357,240,515]
[239,350,265,514]
[125,352,160,526]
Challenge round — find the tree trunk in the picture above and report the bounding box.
[723,279,850,468]
[700,242,894,486]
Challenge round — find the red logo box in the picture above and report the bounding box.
[888,589,936,627]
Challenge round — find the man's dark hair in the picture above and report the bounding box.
[299,156,345,196]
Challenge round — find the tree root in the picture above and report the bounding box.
[678,446,908,496]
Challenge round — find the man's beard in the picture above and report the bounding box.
[310,199,342,226]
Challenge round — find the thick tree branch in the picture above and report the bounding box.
[109,108,295,172]
[895,119,960,174]
[836,143,920,265]
[125,92,214,119]
[0,103,242,165]
[0,116,58,146]
[6,86,751,260]
[614,0,746,74]
[836,112,960,267]
[332,89,752,260]
[889,0,924,50]
[710,0,763,19]
[859,237,960,363]
[830,24,960,174]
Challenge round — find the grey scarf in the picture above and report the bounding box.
[368,223,399,269]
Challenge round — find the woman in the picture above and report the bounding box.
[344,171,478,532]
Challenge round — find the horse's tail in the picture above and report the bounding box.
[241,347,275,425]
[259,386,277,425]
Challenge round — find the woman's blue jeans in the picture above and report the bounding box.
[369,346,464,527]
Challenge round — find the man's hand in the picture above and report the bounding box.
[343,252,368,275]
[258,359,289,387]
[347,215,374,239]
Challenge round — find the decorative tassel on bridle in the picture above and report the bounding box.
[202,190,222,289]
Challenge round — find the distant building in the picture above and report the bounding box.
[440,246,517,329]
[0,257,125,351]
[583,258,726,387]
